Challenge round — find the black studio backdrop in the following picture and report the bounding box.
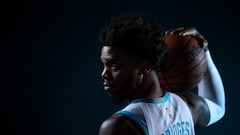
[3,0,240,134]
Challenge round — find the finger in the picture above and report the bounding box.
[170,27,185,35]
[179,28,208,48]
[165,27,185,35]
[165,28,177,35]
[180,28,198,36]
[199,38,208,48]
[193,34,208,48]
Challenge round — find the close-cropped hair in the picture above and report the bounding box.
[99,14,170,71]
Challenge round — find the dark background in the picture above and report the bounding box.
[2,0,240,134]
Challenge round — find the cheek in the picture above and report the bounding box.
[113,70,138,87]
[111,71,123,85]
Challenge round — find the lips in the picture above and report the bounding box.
[103,81,113,91]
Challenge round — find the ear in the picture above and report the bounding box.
[137,59,151,75]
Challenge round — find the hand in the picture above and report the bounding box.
[165,27,208,51]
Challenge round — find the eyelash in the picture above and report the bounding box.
[105,63,119,71]
[112,63,119,68]
[102,62,120,71]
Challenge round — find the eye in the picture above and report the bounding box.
[111,63,120,71]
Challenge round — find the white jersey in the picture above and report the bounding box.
[115,92,195,135]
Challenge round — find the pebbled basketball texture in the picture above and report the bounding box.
[158,35,207,92]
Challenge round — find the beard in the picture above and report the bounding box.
[108,73,139,105]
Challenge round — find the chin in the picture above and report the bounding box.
[108,95,125,105]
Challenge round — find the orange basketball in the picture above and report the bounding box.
[158,35,207,92]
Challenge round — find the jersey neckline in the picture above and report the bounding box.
[131,91,170,104]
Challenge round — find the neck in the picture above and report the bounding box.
[128,70,164,102]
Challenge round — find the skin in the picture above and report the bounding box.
[100,46,162,135]
[99,28,210,135]
[100,46,163,104]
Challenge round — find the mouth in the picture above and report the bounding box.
[103,82,113,91]
[104,85,112,91]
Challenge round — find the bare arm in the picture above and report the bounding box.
[176,91,210,127]
[99,114,145,135]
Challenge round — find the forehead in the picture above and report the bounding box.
[101,46,128,61]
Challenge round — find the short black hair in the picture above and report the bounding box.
[99,14,169,71]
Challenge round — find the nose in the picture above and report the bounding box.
[101,67,111,79]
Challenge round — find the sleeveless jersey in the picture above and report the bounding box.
[115,92,195,135]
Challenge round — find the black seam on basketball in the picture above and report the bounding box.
[159,36,192,72]
[159,53,206,79]
[173,37,193,61]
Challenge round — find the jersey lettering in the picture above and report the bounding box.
[162,121,190,135]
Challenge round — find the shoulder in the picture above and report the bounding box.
[99,114,145,135]
[175,91,210,127]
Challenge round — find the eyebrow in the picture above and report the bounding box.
[100,56,119,62]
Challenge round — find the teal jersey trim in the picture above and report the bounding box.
[115,110,149,135]
[131,91,170,104]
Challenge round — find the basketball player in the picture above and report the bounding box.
[99,15,225,135]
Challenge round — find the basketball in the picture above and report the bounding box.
[158,35,207,92]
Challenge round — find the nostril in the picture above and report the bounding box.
[102,69,112,80]
[101,68,108,79]
[102,72,109,79]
